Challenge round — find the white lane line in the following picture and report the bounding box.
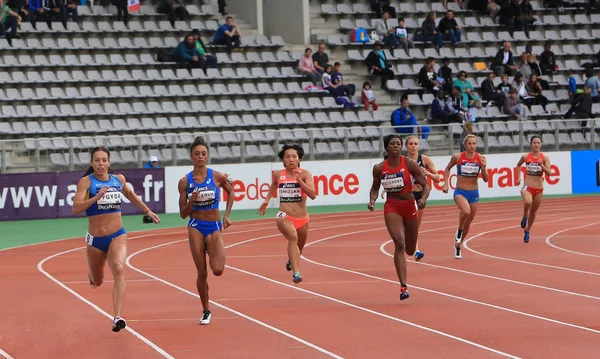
[545,222,600,258]
[0,349,15,359]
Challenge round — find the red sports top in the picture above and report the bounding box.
[278,168,307,203]
[525,152,545,178]
[456,152,483,178]
[380,157,413,195]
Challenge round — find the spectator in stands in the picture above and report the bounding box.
[1,0,20,45]
[447,86,476,122]
[212,16,241,53]
[173,34,204,69]
[144,156,159,168]
[519,0,536,37]
[192,29,218,71]
[568,70,578,103]
[584,69,600,102]
[312,43,329,74]
[524,73,548,109]
[480,73,506,108]
[438,57,453,94]
[438,10,463,46]
[391,97,431,139]
[361,81,379,112]
[431,90,462,123]
[365,41,395,90]
[499,0,522,37]
[394,18,414,55]
[452,71,482,108]
[113,0,129,27]
[422,12,444,50]
[322,64,345,97]
[298,47,321,86]
[218,0,226,15]
[493,42,517,76]
[43,0,77,30]
[443,0,463,9]
[419,57,439,94]
[28,0,44,29]
[158,0,188,27]
[564,86,593,129]
[497,73,512,95]
[332,62,356,97]
[526,53,549,90]
[518,53,532,80]
[460,121,473,152]
[374,11,398,56]
[7,0,28,21]
[539,42,557,75]
[371,0,396,18]
[504,88,526,120]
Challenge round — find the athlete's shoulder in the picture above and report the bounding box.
[77,175,92,188]
[113,173,126,184]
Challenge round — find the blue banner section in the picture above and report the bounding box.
[571,150,600,194]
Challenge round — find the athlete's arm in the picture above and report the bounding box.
[442,153,459,192]
[118,174,160,223]
[215,171,234,228]
[72,176,104,215]
[541,155,552,176]
[368,164,382,210]
[407,157,430,206]
[179,176,197,219]
[515,154,526,185]
[480,155,489,182]
[423,155,440,183]
[258,170,279,216]
[298,169,317,200]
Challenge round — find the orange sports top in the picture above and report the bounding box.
[525,152,545,178]
[278,168,307,203]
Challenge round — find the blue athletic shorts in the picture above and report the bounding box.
[188,218,222,237]
[453,188,480,204]
[85,227,127,253]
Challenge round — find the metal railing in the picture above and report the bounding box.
[0,119,596,173]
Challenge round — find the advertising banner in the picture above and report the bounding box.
[570,149,600,194]
[0,169,165,221]
[164,151,572,213]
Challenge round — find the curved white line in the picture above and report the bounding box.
[545,222,600,258]
[0,349,14,359]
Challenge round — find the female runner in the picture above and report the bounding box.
[515,135,551,243]
[368,135,429,300]
[72,146,160,332]
[178,137,234,325]
[405,135,440,261]
[258,144,317,284]
[442,134,488,259]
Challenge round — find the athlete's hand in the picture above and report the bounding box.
[417,199,426,210]
[189,191,200,202]
[294,170,303,183]
[481,156,487,169]
[96,186,109,199]
[380,190,385,199]
[224,173,233,185]
[516,178,521,186]
[420,167,428,176]
[367,199,375,211]
[223,215,231,229]
[442,183,449,194]
[146,210,160,223]
[257,201,268,216]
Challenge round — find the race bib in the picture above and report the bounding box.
[191,188,216,207]
[460,164,480,177]
[526,162,542,175]
[279,183,302,202]
[85,232,94,246]
[381,174,405,192]
[276,211,287,218]
[97,190,122,210]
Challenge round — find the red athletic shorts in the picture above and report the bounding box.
[522,185,543,197]
[384,198,418,220]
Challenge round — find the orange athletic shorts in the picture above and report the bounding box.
[277,211,309,230]
[383,198,419,220]
[522,184,544,197]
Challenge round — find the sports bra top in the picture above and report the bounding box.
[278,168,307,203]
[381,157,413,195]
[456,152,482,178]
[186,169,220,211]
[525,152,545,177]
[86,174,123,217]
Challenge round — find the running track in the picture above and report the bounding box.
[1,197,599,359]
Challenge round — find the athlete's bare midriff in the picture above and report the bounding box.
[88,212,124,237]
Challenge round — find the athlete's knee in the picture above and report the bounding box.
[212,268,224,276]
[111,262,125,277]
[461,207,471,217]
[524,198,533,206]
[394,238,406,253]
[197,270,208,280]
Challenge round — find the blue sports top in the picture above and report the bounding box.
[186,169,220,211]
[456,152,482,178]
[86,174,123,217]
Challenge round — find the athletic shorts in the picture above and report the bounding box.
[85,227,127,253]
[277,211,309,230]
[521,184,543,197]
[384,198,418,220]
[454,188,480,204]
[188,218,222,237]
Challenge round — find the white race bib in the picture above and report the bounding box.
[97,191,122,205]
[460,164,480,176]
[276,211,287,218]
[526,162,542,175]
[85,232,94,246]
[381,175,405,192]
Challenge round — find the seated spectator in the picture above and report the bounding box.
[218,0,226,15]
[526,54,549,90]
[418,57,439,94]
[298,47,321,86]
[361,81,379,112]
[145,156,159,168]
[460,121,474,152]
[391,97,431,139]
[322,64,345,97]
[499,0,522,37]
[191,29,218,71]
[564,86,594,128]
[28,0,44,29]
[438,10,463,46]
[519,0,537,37]
[212,16,241,53]
[480,73,506,107]
[447,86,476,122]
[493,42,518,76]
[0,0,20,45]
[332,62,356,97]
[524,73,548,109]
[504,88,526,119]
[518,53,532,80]
[422,12,444,49]
[431,90,462,123]
[539,42,557,75]
[512,72,530,100]
[43,0,78,30]
[374,11,397,56]
[394,18,414,55]
[583,69,600,102]
[452,71,481,108]
[113,0,129,26]
[172,34,204,69]
[312,43,329,74]
[7,0,28,21]
[157,0,188,27]
[497,73,512,95]
[438,57,453,94]
[365,41,395,90]
[370,0,396,18]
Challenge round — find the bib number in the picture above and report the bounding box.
[276,211,287,218]
[85,233,94,246]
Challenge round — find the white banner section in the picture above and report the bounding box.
[164,151,572,213]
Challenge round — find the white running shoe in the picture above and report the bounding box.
[454,245,462,259]
[454,228,463,244]
[199,310,211,325]
[112,316,127,332]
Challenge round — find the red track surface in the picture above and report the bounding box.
[1,197,600,359]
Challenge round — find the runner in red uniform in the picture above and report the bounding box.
[515,135,551,243]
[368,134,430,301]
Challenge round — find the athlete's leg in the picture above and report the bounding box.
[520,189,533,228]
[454,195,471,244]
[384,212,408,286]
[296,222,309,253]
[106,234,128,318]
[188,227,209,311]
[404,217,419,256]
[414,209,424,255]
[205,230,226,277]
[86,244,107,287]
[461,202,478,241]
[525,193,543,232]
[277,218,301,275]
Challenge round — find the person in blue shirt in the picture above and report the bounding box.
[144,155,159,168]
[391,96,431,139]
[72,146,160,332]
[212,16,241,53]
